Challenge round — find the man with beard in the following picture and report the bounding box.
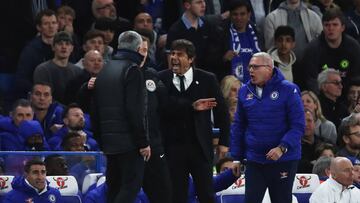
[47,103,99,151]
[337,114,360,159]
[30,82,64,140]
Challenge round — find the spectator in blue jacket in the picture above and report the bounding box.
[30,82,64,140]
[231,52,305,203]
[48,103,99,151]
[3,159,63,203]
[18,120,50,151]
[0,99,34,150]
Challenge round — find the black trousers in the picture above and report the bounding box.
[143,150,172,203]
[244,160,298,203]
[106,150,144,203]
[166,143,214,203]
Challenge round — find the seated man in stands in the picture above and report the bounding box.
[337,114,360,159]
[30,82,64,140]
[48,103,98,151]
[348,156,360,189]
[312,156,332,183]
[0,99,34,150]
[62,132,100,190]
[3,159,62,203]
[18,120,50,151]
[45,155,69,176]
[310,157,360,202]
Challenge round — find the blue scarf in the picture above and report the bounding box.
[230,23,260,82]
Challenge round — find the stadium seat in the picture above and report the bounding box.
[0,175,14,202]
[292,174,320,203]
[96,176,106,187]
[47,175,82,203]
[82,173,103,194]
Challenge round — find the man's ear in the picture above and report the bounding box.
[184,1,191,10]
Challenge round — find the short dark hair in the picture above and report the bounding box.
[35,9,56,26]
[24,158,45,173]
[62,103,81,119]
[274,26,295,41]
[83,29,105,43]
[94,17,117,31]
[31,82,53,94]
[61,132,82,149]
[56,5,76,19]
[135,28,155,44]
[11,99,32,113]
[229,0,251,12]
[314,143,337,159]
[322,7,345,25]
[171,39,196,59]
[348,77,360,88]
[215,157,234,174]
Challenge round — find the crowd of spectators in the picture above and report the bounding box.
[1,0,360,202]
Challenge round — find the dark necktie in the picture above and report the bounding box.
[177,75,185,92]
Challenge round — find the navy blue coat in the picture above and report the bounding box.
[3,176,62,203]
[231,68,305,163]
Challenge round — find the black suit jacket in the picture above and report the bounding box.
[159,68,230,162]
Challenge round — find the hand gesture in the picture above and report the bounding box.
[88,77,97,89]
[192,98,217,111]
[140,146,151,161]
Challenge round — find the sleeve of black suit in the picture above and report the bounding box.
[210,74,230,147]
[125,67,149,148]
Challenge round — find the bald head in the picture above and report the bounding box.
[83,50,104,75]
[330,157,354,187]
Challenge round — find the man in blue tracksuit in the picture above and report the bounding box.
[231,52,305,203]
[3,159,63,203]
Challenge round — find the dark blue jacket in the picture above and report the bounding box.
[15,36,54,99]
[3,176,62,203]
[231,68,305,163]
[34,102,64,140]
[188,169,238,203]
[84,184,149,203]
[0,117,18,134]
[48,126,99,151]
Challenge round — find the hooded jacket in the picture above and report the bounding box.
[264,1,322,50]
[268,47,296,82]
[3,176,62,203]
[231,68,305,163]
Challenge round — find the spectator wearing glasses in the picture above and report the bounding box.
[318,68,349,129]
[91,0,132,50]
[231,52,305,203]
[337,114,360,159]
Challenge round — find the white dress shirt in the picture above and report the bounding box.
[310,177,360,203]
[173,67,193,92]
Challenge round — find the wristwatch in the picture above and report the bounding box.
[278,145,288,154]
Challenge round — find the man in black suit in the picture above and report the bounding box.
[159,39,230,203]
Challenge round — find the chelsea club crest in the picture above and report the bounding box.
[270,91,279,100]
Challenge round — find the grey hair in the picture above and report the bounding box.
[317,68,340,90]
[252,52,274,68]
[117,31,143,52]
[312,156,332,177]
